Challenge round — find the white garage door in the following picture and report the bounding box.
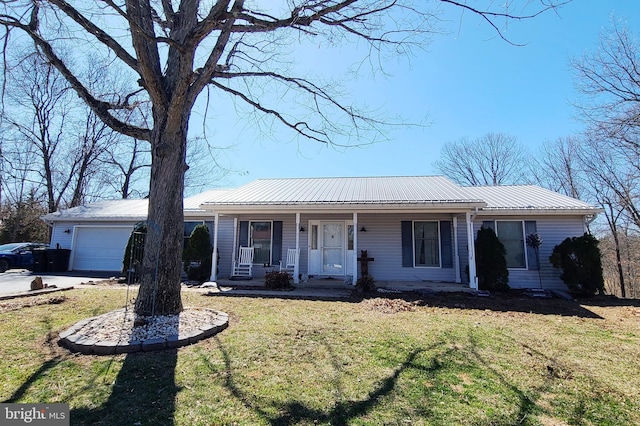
[72,226,133,271]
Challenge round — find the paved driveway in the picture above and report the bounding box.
[0,270,119,296]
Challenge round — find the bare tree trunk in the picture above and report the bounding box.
[611,225,626,298]
[134,115,188,316]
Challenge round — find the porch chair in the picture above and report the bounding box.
[279,248,299,274]
[232,246,254,278]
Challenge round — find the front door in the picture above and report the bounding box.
[322,222,344,275]
[308,221,348,277]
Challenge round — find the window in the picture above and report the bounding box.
[495,221,526,268]
[250,221,272,264]
[311,225,318,250]
[414,221,440,267]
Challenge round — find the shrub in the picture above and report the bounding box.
[549,233,604,297]
[183,224,213,283]
[475,226,510,291]
[356,274,376,292]
[265,271,292,289]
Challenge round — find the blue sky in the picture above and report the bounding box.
[197,0,640,190]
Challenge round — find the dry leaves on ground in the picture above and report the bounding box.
[362,297,421,314]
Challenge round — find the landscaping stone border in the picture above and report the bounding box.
[58,308,229,355]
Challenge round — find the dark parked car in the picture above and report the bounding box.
[0,242,49,273]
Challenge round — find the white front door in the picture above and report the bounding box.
[322,222,344,275]
[308,221,350,277]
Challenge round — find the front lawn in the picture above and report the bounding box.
[1,288,639,425]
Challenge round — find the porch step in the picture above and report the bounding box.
[297,277,353,289]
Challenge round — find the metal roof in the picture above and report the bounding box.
[463,185,601,213]
[42,177,602,222]
[42,189,231,222]
[184,189,232,210]
[202,176,485,206]
[42,199,149,222]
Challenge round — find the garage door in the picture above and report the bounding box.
[72,226,134,271]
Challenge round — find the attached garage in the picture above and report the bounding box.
[71,226,134,271]
[41,190,230,273]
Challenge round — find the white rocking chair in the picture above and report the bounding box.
[232,246,254,278]
[279,248,299,274]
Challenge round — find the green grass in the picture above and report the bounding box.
[1,289,639,425]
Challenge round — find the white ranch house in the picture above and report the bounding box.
[42,176,601,291]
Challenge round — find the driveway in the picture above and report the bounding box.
[0,270,120,296]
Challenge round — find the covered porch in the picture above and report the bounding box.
[205,208,482,291]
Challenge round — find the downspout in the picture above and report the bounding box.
[584,213,598,233]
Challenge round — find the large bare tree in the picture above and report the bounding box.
[0,1,566,316]
[532,136,585,199]
[434,132,530,186]
[1,53,74,213]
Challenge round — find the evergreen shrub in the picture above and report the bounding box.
[549,233,604,297]
[475,226,510,291]
[183,224,213,282]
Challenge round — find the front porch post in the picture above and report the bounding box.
[352,212,358,284]
[294,212,300,284]
[209,212,220,281]
[466,211,478,290]
[231,217,238,274]
[453,216,461,283]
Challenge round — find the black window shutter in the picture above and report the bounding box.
[440,221,453,268]
[524,221,539,270]
[239,221,249,247]
[271,221,283,265]
[401,221,413,267]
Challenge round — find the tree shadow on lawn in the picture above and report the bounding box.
[3,312,180,425]
[71,350,179,426]
[575,294,640,308]
[201,334,549,426]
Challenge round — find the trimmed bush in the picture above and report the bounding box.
[356,274,376,292]
[183,224,213,283]
[549,233,604,297]
[265,271,292,289]
[475,226,510,291]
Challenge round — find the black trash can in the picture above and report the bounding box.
[46,249,71,272]
[32,249,48,272]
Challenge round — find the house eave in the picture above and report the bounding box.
[41,215,147,224]
[202,201,487,214]
[476,207,603,216]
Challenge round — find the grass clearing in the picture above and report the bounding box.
[0,288,639,425]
